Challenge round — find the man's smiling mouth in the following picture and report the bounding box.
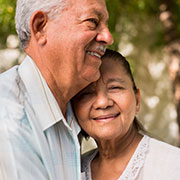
[87,51,101,58]
[86,46,106,59]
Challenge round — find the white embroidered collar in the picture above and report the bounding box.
[82,135,150,180]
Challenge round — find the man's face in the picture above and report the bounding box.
[45,0,113,89]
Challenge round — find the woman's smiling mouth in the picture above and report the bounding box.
[93,113,120,122]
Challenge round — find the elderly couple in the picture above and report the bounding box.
[0,0,180,179]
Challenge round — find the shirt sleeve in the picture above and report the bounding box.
[0,116,19,180]
[0,100,49,180]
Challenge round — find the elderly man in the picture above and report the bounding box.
[0,0,113,179]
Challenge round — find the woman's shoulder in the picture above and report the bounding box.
[81,148,98,172]
[143,136,180,179]
[149,137,180,157]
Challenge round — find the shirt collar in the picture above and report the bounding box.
[66,102,81,134]
[18,56,80,134]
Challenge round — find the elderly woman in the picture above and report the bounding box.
[72,49,180,180]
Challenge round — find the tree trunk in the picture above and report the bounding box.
[158,0,180,145]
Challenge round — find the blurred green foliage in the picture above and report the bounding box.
[0,0,16,47]
[0,0,180,50]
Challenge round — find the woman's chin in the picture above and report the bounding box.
[93,132,122,142]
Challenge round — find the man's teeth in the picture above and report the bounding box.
[87,51,101,58]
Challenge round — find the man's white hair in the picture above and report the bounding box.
[15,0,66,50]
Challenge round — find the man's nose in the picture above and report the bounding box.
[96,26,114,46]
[93,92,113,110]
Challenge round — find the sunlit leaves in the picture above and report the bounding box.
[0,0,16,47]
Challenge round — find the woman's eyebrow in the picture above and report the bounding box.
[106,78,126,84]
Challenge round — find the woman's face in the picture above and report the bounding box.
[72,57,141,141]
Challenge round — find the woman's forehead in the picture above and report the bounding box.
[100,57,124,71]
[86,67,129,89]
[100,59,126,79]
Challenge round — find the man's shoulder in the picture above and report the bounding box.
[0,65,26,123]
[0,65,21,97]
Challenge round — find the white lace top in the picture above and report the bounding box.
[81,135,149,180]
[81,135,180,180]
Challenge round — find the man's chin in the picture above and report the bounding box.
[82,70,100,83]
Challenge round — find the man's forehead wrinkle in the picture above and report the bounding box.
[93,8,109,21]
[72,5,109,21]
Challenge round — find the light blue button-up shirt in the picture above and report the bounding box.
[0,56,81,180]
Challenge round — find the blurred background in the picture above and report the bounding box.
[0,0,180,150]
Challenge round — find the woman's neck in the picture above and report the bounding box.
[95,126,142,161]
[91,127,143,180]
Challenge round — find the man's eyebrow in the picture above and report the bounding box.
[92,9,109,22]
[106,78,126,84]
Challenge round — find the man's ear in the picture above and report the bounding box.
[135,88,141,114]
[30,10,48,45]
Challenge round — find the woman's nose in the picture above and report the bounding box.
[93,92,113,110]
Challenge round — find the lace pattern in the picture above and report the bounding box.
[81,135,150,180]
[119,135,149,180]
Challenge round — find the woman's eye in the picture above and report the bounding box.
[109,86,124,90]
[80,91,94,97]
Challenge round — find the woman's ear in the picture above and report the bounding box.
[30,10,48,45]
[135,88,141,114]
